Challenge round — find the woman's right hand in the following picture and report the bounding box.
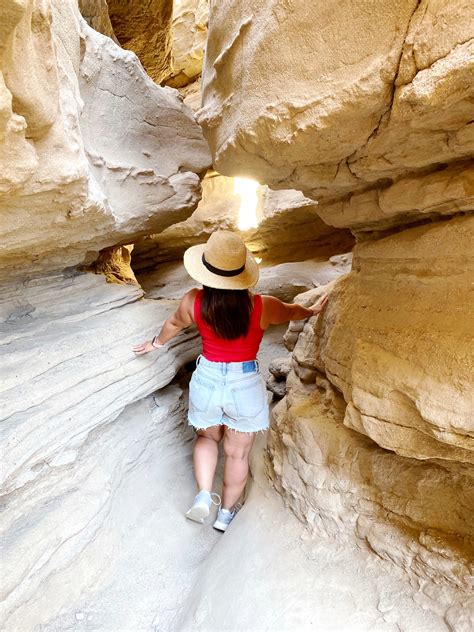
[308,294,329,315]
[132,340,156,355]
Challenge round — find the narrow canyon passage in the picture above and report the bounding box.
[4,306,452,632]
[1,0,473,630]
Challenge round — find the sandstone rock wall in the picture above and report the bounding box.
[0,6,215,626]
[2,0,473,627]
[268,373,473,609]
[0,0,211,283]
[201,0,474,612]
[320,216,474,464]
[0,270,201,628]
[263,215,474,615]
[97,0,209,89]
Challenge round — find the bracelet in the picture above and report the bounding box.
[151,336,164,349]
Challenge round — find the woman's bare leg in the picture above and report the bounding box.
[221,428,255,510]
[194,426,224,491]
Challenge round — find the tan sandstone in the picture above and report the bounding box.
[290,216,474,464]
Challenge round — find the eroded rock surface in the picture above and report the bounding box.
[262,215,474,628]
[2,0,473,629]
[167,0,208,88]
[321,216,474,463]
[0,0,211,283]
[266,375,473,629]
[201,0,474,216]
[200,4,474,618]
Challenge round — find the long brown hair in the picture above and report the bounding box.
[201,285,253,340]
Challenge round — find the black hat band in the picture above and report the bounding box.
[202,254,245,277]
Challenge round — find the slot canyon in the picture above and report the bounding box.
[0,1,473,630]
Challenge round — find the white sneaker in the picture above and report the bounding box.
[185,490,221,524]
[213,503,242,532]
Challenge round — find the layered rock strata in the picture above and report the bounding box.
[267,374,473,628]
[316,161,474,234]
[0,0,210,283]
[0,270,201,628]
[0,5,211,624]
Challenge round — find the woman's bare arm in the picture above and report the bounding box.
[260,294,328,329]
[132,289,197,355]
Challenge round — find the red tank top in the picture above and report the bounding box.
[194,290,264,362]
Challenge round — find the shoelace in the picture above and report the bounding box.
[210,492,221,506]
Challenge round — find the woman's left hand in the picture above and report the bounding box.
[132,340,156,355]
[309,294,329,315]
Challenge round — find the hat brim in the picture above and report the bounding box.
[183,244,259,290]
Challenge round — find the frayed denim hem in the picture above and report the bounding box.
[189,421,268,435]
[225,426,268,435]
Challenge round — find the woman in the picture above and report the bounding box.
[132,230,327,532]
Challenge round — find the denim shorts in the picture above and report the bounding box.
[188,355,270,433]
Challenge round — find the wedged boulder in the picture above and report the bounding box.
[200,0,473,221]
[132,173,353,271]
[0,0,211,283]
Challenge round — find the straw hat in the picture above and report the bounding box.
[183,230,259,290]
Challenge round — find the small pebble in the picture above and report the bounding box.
[75,612,85,621]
